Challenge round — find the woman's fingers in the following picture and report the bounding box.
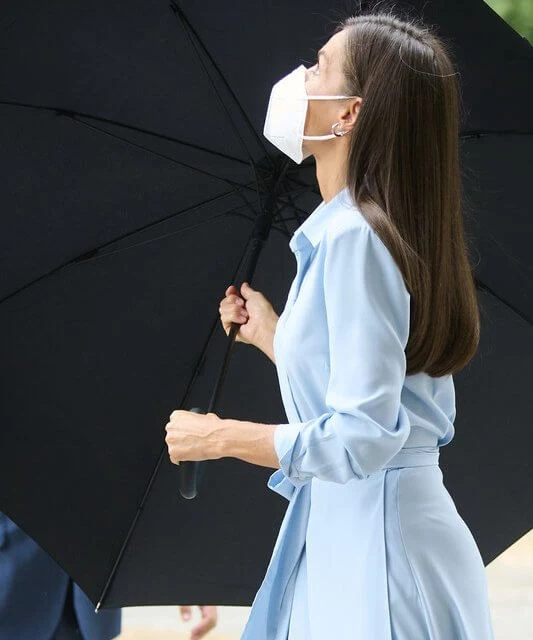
[219,298,246,314]
[220,294,245,310]
[224,294,243,306]
[221,308,248,328]
[220,285,252,343]
[221,308,248,322]
[219,305,248,340]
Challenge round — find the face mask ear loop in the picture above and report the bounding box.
[302,134,336,140]
[297,95,360,100]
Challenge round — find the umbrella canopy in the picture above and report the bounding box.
[0,0,531,609]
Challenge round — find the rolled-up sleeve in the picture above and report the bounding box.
[274,223,412,485]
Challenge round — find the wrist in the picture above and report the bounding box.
[255,312,278,355]
[216,418,244,459]
[199,413,230,460]
[216,418,280,469]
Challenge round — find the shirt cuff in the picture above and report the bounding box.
[267,469,296,501]
[274,423,312,489]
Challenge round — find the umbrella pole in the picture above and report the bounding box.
[180,172,289,499]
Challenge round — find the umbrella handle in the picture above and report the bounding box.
[178,407,203,499]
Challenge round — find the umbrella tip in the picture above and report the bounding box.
[95,602,101,613]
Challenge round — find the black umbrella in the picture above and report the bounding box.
[0,0,531,611]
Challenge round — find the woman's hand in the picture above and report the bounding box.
[165,410,223,465]
[219,282,279,354]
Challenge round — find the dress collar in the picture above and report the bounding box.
[288,186,353,253]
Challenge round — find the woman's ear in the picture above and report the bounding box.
[341,97,362,130]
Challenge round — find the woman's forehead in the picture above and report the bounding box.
[320,30,346,66]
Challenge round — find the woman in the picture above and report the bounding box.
[164,8,495,639]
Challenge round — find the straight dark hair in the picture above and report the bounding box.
[334,5,480,376]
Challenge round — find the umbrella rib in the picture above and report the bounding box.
[1,158,313,303]
[67,113,272,208]
[460,129,533,138]
[72,210,292,266]
[168,3,266,212]
[0,192,246,303]
[96,223,256,610]
[169,1,275,170]
[0,194,295,304]
[475,277,532,327]
[278,182,307,226]
[0,100,249,169]
[72,211,255,264]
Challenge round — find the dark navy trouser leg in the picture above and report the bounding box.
[51,581,82,640]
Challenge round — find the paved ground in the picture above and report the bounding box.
[118,529,533,639]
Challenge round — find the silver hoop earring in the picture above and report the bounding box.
[331,122,347,137]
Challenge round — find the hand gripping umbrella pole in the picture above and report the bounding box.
[180,176,287,499]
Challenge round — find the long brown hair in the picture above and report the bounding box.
[334,6,480,376]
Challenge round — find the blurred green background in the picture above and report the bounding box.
[484,0,533,43]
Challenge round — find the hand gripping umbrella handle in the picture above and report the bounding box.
[177,319,241,500]
[179,407,203,499]
[177,318,242,500]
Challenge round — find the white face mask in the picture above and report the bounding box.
[263,64,359,164]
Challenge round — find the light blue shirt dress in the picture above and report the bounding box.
[241,187,494,639]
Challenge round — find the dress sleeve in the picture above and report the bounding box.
[274,222,412,485]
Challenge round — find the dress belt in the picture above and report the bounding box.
[383,427,441,469]
[382,445,440,469]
